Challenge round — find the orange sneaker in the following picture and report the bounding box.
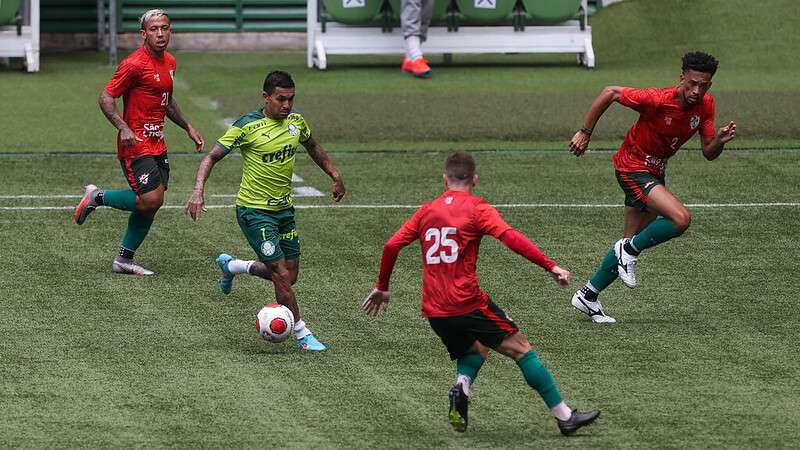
[401,57,432,78]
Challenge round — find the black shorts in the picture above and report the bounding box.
[428,300,519,360]
[615,170,665,211]
[120,153,170,195]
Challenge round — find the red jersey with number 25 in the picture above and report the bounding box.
[386,190,512,318]
[104,46,176,160]
[613,87,715,177]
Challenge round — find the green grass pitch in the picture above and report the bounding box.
[1,0,799,446]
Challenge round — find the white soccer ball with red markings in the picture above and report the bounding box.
[256,304,295,343]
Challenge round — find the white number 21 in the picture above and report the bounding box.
[425,227,458,264]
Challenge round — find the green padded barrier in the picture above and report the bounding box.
[321,0,383,24]
[522,0,581,24]
[454,0,515,24]
[0,0,23,24]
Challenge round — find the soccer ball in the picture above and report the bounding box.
[256,304,295,343]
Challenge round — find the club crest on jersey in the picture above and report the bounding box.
[138,173,149,185]
[153,73,160,82]
[445,196,454,205]
[664,116,672,125]
[690,115,700,129]
[288,123,298,137]
[261,241,276,257]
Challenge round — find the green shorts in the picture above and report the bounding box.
[615,170,665,211]
[236,205,300,263]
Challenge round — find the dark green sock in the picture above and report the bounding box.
[517,350,562,408]
[632,217,682,251]
[120,212,154,252]
[456,353,485,383]
[103,189,137,212]
[588,247,618,292]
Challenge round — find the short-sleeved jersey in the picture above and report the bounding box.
[388,190,513,318]
[104,46,176,160]
[613,86,715,177]
[216,109,312,211]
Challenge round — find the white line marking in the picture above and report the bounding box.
[2,202,799,211]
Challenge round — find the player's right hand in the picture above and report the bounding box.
[120,127,143,147]
[568,130,590,156]
[549,265,571,288]
[362,288,390,317]
[185,189,207,221]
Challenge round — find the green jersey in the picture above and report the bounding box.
[217,109,312,211]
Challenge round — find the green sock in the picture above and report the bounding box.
[103,189,137,212]
[456,353,485,383]
[120,212,154,252]
[632,217,682,251]
[516,350,562,408]
[588,247,618,292]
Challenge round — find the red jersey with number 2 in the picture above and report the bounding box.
[613,86,715,177]
[104,46,176,159]
[386,190,512,318]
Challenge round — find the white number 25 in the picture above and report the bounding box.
[425,227,458,264]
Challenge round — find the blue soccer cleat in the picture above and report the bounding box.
[216,253,234,294]
[297,334,326,352]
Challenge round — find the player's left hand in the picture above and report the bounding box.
[362,288,390,316]
[549,265,571,288]
[188,126,205,152]
[718,121,736,143]
[331,177,346,203]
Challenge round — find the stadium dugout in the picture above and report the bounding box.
[308,0,595,69]
[0,0,39,71]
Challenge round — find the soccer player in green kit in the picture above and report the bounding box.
[186,71,345,352]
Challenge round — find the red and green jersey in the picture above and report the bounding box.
[613,86,716,177]
[380,190,512,318]
[105,46,176,160]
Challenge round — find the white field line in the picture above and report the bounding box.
[2,202,800,211]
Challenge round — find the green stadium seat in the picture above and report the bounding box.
[388,0,450,23]
[0,0,23,34]
[454,0,515,25]
[521,0,582,24]
[322,0,384,24]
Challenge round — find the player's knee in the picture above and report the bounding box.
[138,195,163,215]
[673,209,692,234]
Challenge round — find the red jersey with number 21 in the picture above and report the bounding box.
[104,46,176,160]
[386,190,512,318]
[613,86,715,177]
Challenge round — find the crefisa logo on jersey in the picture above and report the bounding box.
[287,123,298,137]
[261,241,276,257]
[690,115,700,129]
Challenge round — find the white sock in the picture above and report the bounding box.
[456,374,471,396]
[585,282,599,294]
[227,259,254,274]
[628,238,640,253]
[551,401,572,421]
[294,319,312,339]
[405,36,423,61]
